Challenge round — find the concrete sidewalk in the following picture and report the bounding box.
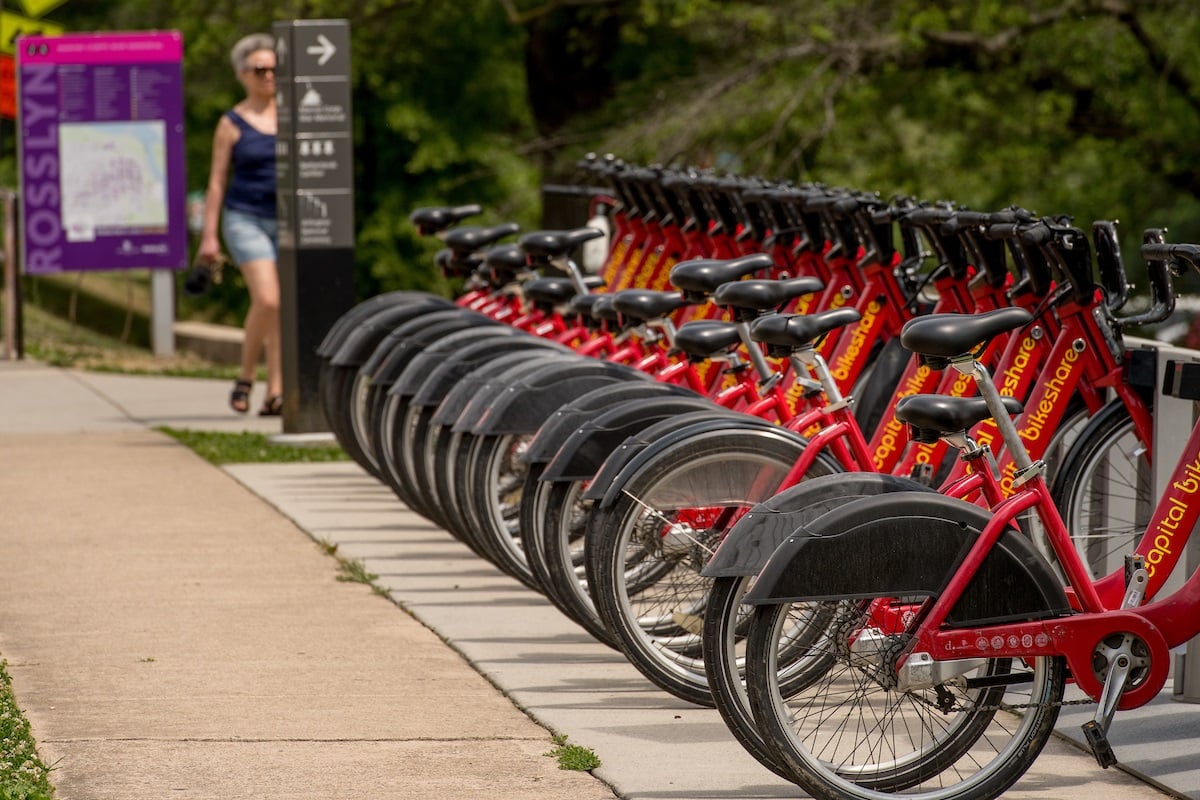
[0,362,614,800]
[0,360,1194,799]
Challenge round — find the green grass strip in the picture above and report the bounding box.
[157,427,349,464]
[0,659,55,800]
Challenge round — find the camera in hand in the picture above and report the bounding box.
[183,255,227,297]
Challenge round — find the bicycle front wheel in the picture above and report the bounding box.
[1050,399,1151,581]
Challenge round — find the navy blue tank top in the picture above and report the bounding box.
[224,110,276,219]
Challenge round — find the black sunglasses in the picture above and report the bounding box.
[252,66,276,77]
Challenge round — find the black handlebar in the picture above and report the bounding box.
[1140,240,1200,274]
[1113,230,1177,329]
[1092,221,1130,312]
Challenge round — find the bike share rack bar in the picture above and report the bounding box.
[1131,339,1200,702]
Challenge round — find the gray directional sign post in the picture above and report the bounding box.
[274,18,356,433]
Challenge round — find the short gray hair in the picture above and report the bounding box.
[230,33,274,73]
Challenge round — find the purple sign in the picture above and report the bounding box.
[17,32,187,274]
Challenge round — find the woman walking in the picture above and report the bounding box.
[198,33,282,415]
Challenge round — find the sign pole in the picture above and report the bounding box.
[273,19,356,433]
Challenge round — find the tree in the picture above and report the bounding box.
[14,0,1200,301]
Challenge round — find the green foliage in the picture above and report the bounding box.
[544,733,601,771]
[156,427,349,464]
[0,660,55,800]
[12,0,1200,306]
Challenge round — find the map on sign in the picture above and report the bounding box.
[58,120,168,241]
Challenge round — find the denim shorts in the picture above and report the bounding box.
[222,208,278,265]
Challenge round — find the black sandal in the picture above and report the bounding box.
[230,379,253,414]
[259,395,283,417]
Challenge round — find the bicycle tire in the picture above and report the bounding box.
[325,363,386,481]
[852,336,909,441]
[463,433,541,590]
[1049,399,1150,581]
[375,391,420,507]
[587,429,838,706]
[702,473,934,780]
[382,397,454,528]
[403,403,455,522]
[356,311,488,483]
[326,302,451,481]
[516,468,561,596]
[745,594,1065,800]
[438,429,489,555]
[539,477,620,648]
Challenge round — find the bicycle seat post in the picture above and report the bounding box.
[901,307,1042,486]
[955,355,1042,485]
[790,347,848,411]
[734,319,776,383]
[750,307,863,412]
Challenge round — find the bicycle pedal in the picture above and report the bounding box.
[1081,720,1118,769]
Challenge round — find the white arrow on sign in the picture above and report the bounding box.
[306,34,336,66]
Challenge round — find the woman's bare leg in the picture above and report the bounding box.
[238,258,282,399]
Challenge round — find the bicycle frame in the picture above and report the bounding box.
[896,366,1193,713]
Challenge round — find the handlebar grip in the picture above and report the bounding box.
[831,195,862,214]
[1016,224,1053,247]
[1092,221,1129,312]
[985,206,1037,226]
[950,210,994,227]
[983,222,1019,240]
[904,207,954,226]
[1141,241,1200,274]
[804,193,842,211]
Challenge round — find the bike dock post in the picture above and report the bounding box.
[1132,339,1200,702]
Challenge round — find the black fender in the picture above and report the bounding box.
[539,395,723,481]
[391,328,534,403]
[358,314,496,442]
[350,311,483,454]
[331,301,451,368]
[522,382,699,466]
[587,413,793,508]
[318,291,449,359]
[367,315,500,390]
[595,423,818,511]
[744,492,1071,627]
[702,473,928,579]
[414,339,569,417]
[580,410,749,503]
[438,352,576,430]
[360,308,492,385]
[468,359,649,436]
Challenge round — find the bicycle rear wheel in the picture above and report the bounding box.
[745,602,1064,800]
[702,473,934,780]
[587,429,838,706]
[462,433,541,590]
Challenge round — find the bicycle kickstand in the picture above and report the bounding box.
[1080,555,1149,769]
